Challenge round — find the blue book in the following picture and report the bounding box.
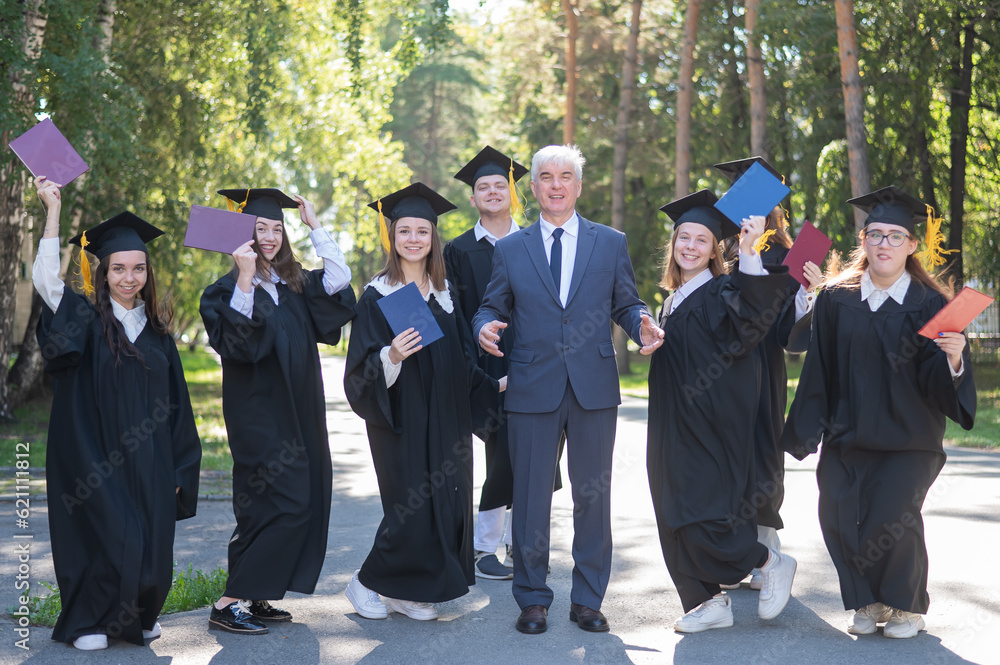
[376,281,444,347]
[714,161,791,224]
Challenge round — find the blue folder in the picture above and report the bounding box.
[376,281,444,347]
[714,161,791,224]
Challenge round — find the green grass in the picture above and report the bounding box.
[9,564,228,627]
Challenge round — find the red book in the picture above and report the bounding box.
[184,205,255,254]
[8,118,89,186]
[918,286,995,338]
[782,220,832,288]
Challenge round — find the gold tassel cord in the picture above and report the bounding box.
[753,228,777,254]
[223,188,251,213]
[77,231,95,297]
[916,204,957,270]
[509,158,526,225]
[377,199,390,254]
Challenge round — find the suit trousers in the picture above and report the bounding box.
[507,379,617,610]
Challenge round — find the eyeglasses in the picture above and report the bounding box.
[864,230,910,247]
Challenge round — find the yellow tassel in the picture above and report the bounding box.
[223,188,251,213]
[77,231,95,298]
[377,199,390,254]
[778,176,790,231]
[754,228,777,254]
[509,158,525,225]
[916,204,957,270]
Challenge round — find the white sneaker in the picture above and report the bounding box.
[73,634,108,650]
[673,595,733,633]
[847,603,892,635]
[883,608,925,638]
[749,569,763,590]
[345,570,388,619]
[383,597,438,621]
[142,621,162,639]
[758,550,796,620]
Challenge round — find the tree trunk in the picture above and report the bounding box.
[7,291,45,407]
[0,0,47,423]
[611,0,642,375]
[675,0,701,199]
[746,0,766,158]
[562,0,578,145]
[834,0,870,232]
[946,14,975,287]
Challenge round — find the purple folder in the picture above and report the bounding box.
[8,118,89,186]
[184,205,255,254]
[782,220,833,288]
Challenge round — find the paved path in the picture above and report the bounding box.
[1,356,997,664]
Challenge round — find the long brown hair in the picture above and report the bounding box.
[234,218,306,293]
[375,217,447,291]
[94,253,173,366]
[822,230,954,300]
[766,206,793,250]
[659,227,728,292]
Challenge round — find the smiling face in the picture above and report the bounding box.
[471,174,510,217]
[254,216,284,261]
[672,222,718,282]
[863,222,917,286]
[530,159,581,224]
[393,216,434,267]
[106,250,148,309]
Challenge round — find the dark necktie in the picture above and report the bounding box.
[550,227,564,292]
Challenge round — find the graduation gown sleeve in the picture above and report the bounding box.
[166,338,202,520]
[301,268,358,345]
[344,288,402,433]
[913,296,976,430]
[200,274,279,364]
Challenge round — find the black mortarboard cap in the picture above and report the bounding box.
[846,185,926,233]
[69,211,164,259]
[454,145,528,187]
[713,156,784,184]
[367,182,456,226]
[659,189,741,241]
[217,188,298,221]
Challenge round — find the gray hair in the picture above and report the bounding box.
[531,145,585,182]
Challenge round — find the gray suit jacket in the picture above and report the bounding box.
[472,216,648,413]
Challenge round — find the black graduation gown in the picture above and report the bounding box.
[344,282,499,603]
[199,270,356,599]
[38,290,201,645]
[782,280,976,613]
[646,268,795,613]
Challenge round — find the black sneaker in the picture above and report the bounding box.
[475,552,514,580]
[248,600,292,622]
[209,600,269,635]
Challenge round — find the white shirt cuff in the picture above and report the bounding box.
[380,345,402,388]
[794,285,815,322]
[228,284,255,318]
[949,355,965,379]
[311,227,352,294]
[738,250,767,276]
[32,237,65,312]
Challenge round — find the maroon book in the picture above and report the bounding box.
[8,118,89,186]
[184,205,255,254]
[782,220,832,288]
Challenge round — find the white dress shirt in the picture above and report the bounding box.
[474,218,519,246]
[32,237,148,342]
[229,227,351,317]
[539,213,579,307]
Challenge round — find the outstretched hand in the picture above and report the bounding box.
[479,320,507,357]
[638,313,664,355]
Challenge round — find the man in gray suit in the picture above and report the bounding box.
[473,145,664,634]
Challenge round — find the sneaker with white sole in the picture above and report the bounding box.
[345,570,387,619]
[883,608,925,638]
[142,621,162,639]
[384,596,438,621]
[475,552,514,580]
[73,634,108,650]
[847,602,892,635]
[758,550,796,620]
[673,594,734,633]
[749,570,763,590]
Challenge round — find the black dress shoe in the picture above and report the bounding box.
[209,601,269,635]
[516,605,548,634]
[248,600,292,622]
[570,603,609,632]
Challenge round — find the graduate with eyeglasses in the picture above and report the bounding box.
[31,177,201,650]
[782,186,976,639]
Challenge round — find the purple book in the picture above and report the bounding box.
[8,118,89,186]
[184,205,255,254]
